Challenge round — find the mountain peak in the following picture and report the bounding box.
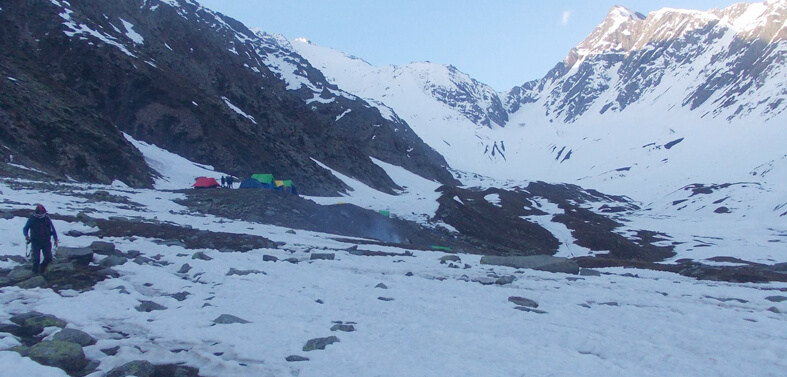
[564,5,645,68]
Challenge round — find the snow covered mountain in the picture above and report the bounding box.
[293,1,787,206]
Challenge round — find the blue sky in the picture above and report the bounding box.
[196,0,741,91]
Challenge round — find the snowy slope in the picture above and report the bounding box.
[2,166,787,376]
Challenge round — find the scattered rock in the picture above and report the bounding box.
[303,336,339,351]
[310,253,335,261]
[330,324,355,332]
[133,256,155,265]
[56,247,94,265]
[378,297,394,302]
[178,263,192,273]
[106,360,155,377]
[514,307,548,314]
[53,328,96,346]
[89,241,117,256]
[285,230,297,235]
[405,272,414,277]
[135,300,167,312]
[765,296,787,303]
[226,268,265,276]
[375,283,388,289]
[284,258,299,264]
[191,252,212,261]
[480,255,580,274]
[169,292,190,301]
[286,355,309,362]
[508,296,538,308]
[16,275,48,289]
[263,255,278,262]
[579,268,602,276]
[7,268,35,283]
[101,346,120,356]
[439,255,462,263]
[213,314,250,324]
[315,299,324,304]
[495,275,516,285]
[28,340,88,373]
[99,255,128,268]
[768,307,781,314]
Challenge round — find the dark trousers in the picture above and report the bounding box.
[30,241,53,273]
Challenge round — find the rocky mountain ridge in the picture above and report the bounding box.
[0,0,454,194]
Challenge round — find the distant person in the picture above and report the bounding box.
[23,204,58,274]
[227,176,234,188]
[221,176,226,188]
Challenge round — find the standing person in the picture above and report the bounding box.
[221,176,226,188]
[22,204,58,274]
[227,175,234,189]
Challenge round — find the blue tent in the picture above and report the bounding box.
[239,178,264,189]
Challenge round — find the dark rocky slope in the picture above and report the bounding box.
[0,0,454,194]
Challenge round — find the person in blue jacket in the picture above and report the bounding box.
[23,204,59,273]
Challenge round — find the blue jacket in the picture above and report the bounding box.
[23,214,58,243]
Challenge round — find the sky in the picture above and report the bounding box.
[197,0,742,91]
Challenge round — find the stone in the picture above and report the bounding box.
[46,261,76,274]
[126,250,142,258]
[378,297,394,302]
[56,247,94,265]
[303,336,339,351]
[284,258,299,264]
[768,307,781,314]
[405,272,414,277]
[263,255,278,262]
[89,241,117,255]
[106,360,155,377]
[310,253,335,261]
[28,340,88,373]
[135,300,167,312]
[439,255,462,263]
[169,292,190,301]
[330,324,355,332]
[286,355,309,362]
[101,346,120,356]
[765,296,787,303]
[10,311,45,325]
[227,268,265,276]
[178,263,192,273]
[480,255,580,274]
[16,276,48,289]
[579,268,602,276]
[514,306,548,314]
[285,230,297,235]
[53,328,96,346]
[495,275,517,285]
[99,255,128,268]
[508,296,539,308]
[213,314,250,324]
[24,314,66,330]
[7,268,35,283]
[134,256,155,265]
[191,252,212,261]
[375,283,388,289]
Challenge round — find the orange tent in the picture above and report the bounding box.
[192,177,220,188]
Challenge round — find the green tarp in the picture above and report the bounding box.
[251,174,275,185]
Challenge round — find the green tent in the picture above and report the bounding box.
[251,174,275,188]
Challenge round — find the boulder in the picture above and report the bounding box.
[178,263,192,273]
[226,268,265,276]
[439,255,462,263]
[480,255,579,274]
[310,253,335,261]
[375,283,388,289]
[99,255,128,268]
[213,314,250,324]
[303,336,339,351]
[135,300,167,312]
[7,268,35,283]
[579,268,602,276]
[263,255,278,262]
[495,275,517,285]
[53,328,96,346]
[28,340,88,373]
[89,241,117,256]
[16,276,48,289]
[286,355,309,362]
[106,360,155,377]
[192,252,212,261]
[56,247,94,265]
[330,324,355,332]
[508,296,538,308]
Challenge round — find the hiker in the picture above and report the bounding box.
[22,204,58,274]
[227,175,234,188]
[221,176,226,188]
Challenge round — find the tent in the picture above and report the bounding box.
[239,178,264,189]
[275,180,298,195]
[251,174,275,188]
[193,177,220,188]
